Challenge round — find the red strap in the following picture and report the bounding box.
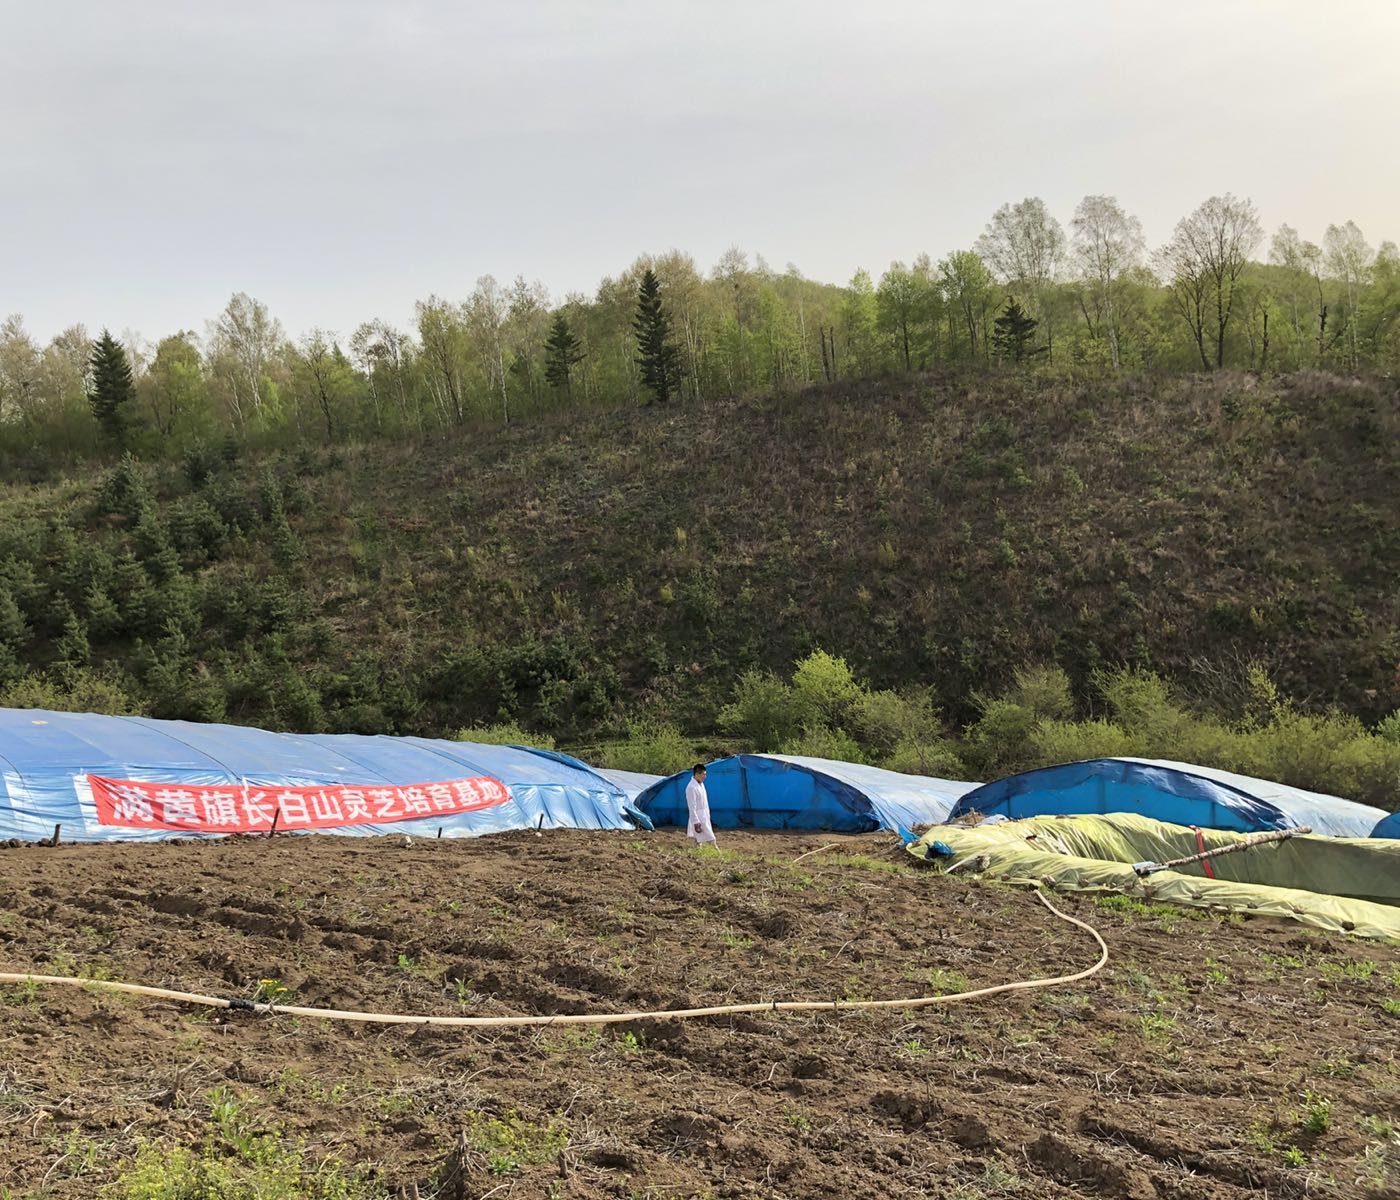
[1192,826,1216,878]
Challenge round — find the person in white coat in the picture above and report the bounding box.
[685,763,717,846]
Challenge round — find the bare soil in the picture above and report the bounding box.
[0,829,1397,1198]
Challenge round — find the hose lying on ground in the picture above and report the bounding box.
[0,889,1106,1028]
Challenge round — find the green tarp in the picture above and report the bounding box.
[908,813,1400,941]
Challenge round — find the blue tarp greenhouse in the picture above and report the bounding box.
[593,769,664,804]
[636,754,978,833]
[1373,811,1400,839]
[947,757,1386,838]
[0,708,645,843]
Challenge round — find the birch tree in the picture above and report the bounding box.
[876,262,927,372]
[208,293,283,426]
[1070,195,1144,368]
[350,320,416,432]
[0,315,42,429]
[467,275,511,425]
[415,297,469,425]
[975,197,1065,352]
[1324,220,1374,369]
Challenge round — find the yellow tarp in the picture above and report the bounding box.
[908,814,1400,941]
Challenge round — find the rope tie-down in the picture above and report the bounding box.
[0,890,1107,1028]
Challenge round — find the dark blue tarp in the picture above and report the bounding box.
[1373,811,1400,839]
[636,754,978,833]
[948,757,1386,838]
[0,708,645,842]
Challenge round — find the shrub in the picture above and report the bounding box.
[0,666,144,715]
[1097,667,1191,745]
[880,736,966,778]
[1376,710,1400,745]
[854,686,943,758]
[960,665,1073,776]
[780,725,868,764]
[457,722,556,750]
[718,669,800,750]
[790,649,864,729]
[960,696,1041,776]
[1007,664,1075,721]
[597,721,694,775]
[1248,707,1400,809]
[1031,717,1142,765]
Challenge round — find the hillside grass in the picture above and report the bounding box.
[0,368,1396,755]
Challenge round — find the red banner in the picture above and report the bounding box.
[87,774,511,833]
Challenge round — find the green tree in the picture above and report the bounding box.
[841,269,880,375]
[976,197,1065,352]
[543,312,585,397]
[415,296,470,426]
[876,263,924,371]
[0,585,29,648]
[294,330,358,442]
[87,329,134,445]
[1158,194,1263,370]
[140,332,208,441]
[54,605,91,671]
[939,251,996,359]
[634,269,683,403]
[993,298,1041,362]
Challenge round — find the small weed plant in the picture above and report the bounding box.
[467,1110,569,1176]
[102,1089,378,1198]
[252,978,292,1005]
[1299,1090,1333,1136]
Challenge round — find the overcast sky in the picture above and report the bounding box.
[4,0,1398,344]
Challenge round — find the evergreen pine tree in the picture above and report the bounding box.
[0,585,29,648]
[54,606,90,671]
[83,582,122,642]
[543,313,585,397]
[87,329,135,445]
[633,269,683,403]
[98,453,155,522]
[992,299,1042,362]
[112,550,158,636]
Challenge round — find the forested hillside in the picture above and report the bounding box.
[4,190,1399,789]
[1,368,1396,764]
[3,195,1399,473]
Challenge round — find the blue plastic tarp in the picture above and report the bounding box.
[636,754,978,833]
[1372,811,1400,839]
[593,769,664,804]
[948,757,1386,838]
[0,708,646,842]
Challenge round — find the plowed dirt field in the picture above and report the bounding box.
[1,830,1396,1198]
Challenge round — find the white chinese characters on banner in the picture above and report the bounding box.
[88,775,510,833]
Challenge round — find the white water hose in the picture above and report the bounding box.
[0,890,1106,1028]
